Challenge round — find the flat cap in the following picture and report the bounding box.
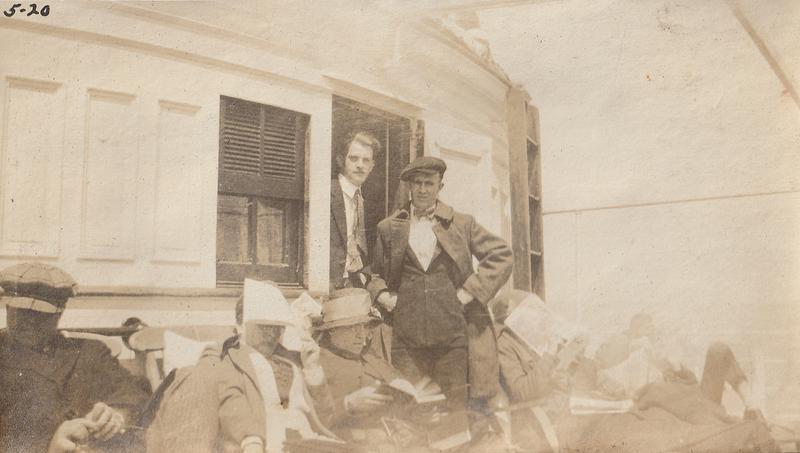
[400,156,447,181]
[0,262,78,313]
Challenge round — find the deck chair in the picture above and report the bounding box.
[127,325,236,391]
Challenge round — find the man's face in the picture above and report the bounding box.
[6,306,61,348]
[339,141,375,187]
[245,322,285,358]
[328,322,375,356]
[409,172,443,212]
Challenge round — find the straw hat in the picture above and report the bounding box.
[317,288,381,330]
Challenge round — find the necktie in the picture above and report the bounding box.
[346,189,367,272]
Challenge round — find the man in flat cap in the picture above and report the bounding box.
[0,262,150,453]
[367,157,513,413]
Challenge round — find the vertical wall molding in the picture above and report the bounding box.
[152,99,204,263]
[506,88,531,291]
[0,77,65,257]
[79,88,139,261]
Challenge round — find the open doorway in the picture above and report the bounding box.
[331,96,419,250]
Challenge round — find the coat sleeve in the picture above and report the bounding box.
[366,224,389,301]
[81,340,151,422]
[217,357,266,446]
[498,333,553,403]
[461,215,514,304]
[145,354,224,453]
[305,378,335,429]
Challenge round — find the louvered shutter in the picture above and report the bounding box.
[219,96,307,200]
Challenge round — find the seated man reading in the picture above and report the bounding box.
[315,288,446,450]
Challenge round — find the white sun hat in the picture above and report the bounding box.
[242,278,305,351]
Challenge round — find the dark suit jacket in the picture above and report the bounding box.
[330,178,370,291]
[317,347,395,435]
[0,333,150,453]
[367,201,513,399]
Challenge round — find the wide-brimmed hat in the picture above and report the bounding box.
[317,288,381,330]
[242,279,296,327]
[0,262,77,313]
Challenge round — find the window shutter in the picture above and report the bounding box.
[221,99,261,175]
[219,96,307,200]
[261,108,299,179]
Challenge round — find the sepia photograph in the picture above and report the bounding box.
[0,0,798,451]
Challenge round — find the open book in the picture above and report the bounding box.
[283,429,349,453]
[384,375,446,404]
[363,354,447,405]
[569,395,633,415]
[428,411,471,451]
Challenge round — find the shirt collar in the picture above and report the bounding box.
[338,173,360,199]
[411,201,437,220]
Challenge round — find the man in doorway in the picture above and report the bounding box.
[367,156,513,412]
[330,130,380,292]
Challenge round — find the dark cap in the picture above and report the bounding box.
[399,156,447,181]
[0,262,78,313]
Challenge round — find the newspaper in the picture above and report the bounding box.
[504,293,585,357]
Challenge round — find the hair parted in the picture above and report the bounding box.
[335,130,381,165]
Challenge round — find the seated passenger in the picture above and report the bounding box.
[315,289,398,444]
[491,290,597,451]
[316,291,391,400]
[146,279,337,453]
[490,290,778,452]
[0,263,150,453]
[595,313,760,419]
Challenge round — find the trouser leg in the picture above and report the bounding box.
[390,337,430,384]
[431,346,469,412]
[391,339,468,412]
[700,341,747,404]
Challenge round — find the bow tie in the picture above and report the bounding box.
[412,206,435,220]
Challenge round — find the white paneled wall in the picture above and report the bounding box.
[0,26,333,290]
[1,78,66,257]
[152,101,205,264]
[81,89,139,260]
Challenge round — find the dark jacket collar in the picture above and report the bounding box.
[331,179,348,244]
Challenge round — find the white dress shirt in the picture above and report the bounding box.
[409,203,438,271]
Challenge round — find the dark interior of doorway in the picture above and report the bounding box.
[331,96,413,251]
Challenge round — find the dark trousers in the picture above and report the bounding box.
[699,341,747,404]
[392,337,468,411]
[664,341,747,404]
